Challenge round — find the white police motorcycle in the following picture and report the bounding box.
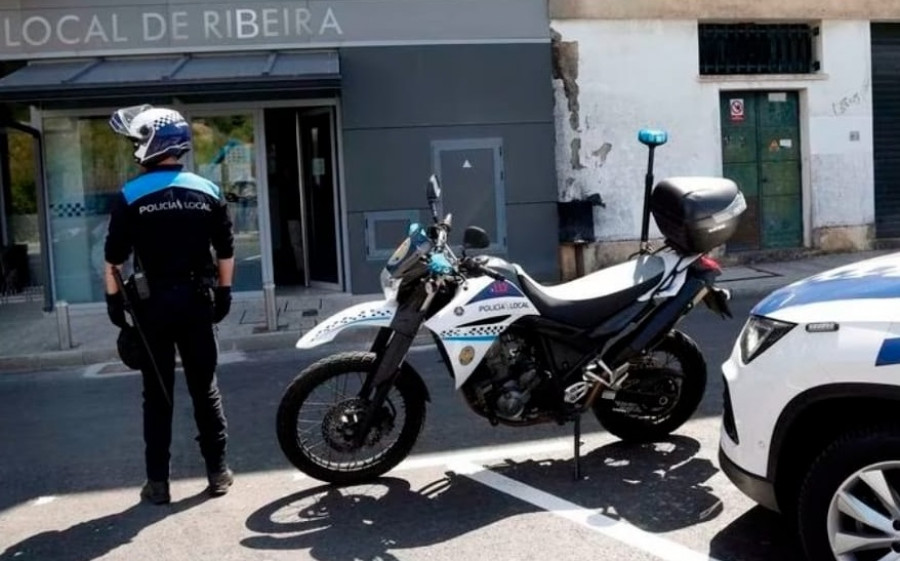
[277,130,746,484]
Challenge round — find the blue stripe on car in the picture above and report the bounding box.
[876,338,900,366]
[753,263,900,316]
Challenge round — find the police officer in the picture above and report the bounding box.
[103,104,235,505]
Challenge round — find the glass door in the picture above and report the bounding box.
[297,108,341,288]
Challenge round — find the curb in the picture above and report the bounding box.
[0,281,786,374]
[0,326,434,374]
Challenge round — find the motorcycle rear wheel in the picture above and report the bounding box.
[592,330,707,443]
[276,351,427,485]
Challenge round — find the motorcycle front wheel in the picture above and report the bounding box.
[276,351,427,485]
[592,330,707,443]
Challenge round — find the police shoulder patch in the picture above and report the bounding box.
[171,172,222,200]
[123,171,180,205]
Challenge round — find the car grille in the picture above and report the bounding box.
[723,378,739,444]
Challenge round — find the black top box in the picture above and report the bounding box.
[650,177,747,254]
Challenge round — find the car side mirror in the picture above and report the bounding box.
[463,226,491,250]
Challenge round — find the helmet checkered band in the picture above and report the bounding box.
[110,105,191,166]
[151,114,179,129]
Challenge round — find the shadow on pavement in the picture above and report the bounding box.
[240,435,725,560]
[708,505,803,561]
[0,491,210,561]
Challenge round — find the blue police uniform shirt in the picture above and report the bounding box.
[104,164,235,283]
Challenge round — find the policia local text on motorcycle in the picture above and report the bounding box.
[276,129,746,484]
[103,104,237,505]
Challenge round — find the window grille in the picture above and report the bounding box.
[699,24,819,75]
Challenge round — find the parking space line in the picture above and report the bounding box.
[397,438,570,471]
[450,461,722,561]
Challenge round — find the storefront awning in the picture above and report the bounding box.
[0,51,340,103]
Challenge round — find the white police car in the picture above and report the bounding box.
[719,251,900,561]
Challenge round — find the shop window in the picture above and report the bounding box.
[699,23,820,75]
[43,112,262,304]
[44,116,139,304]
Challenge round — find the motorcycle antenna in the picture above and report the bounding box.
[637,129,668,255]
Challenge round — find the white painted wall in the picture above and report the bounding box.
[552,19,875,243]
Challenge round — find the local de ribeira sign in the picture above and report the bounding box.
[0,0,549,60]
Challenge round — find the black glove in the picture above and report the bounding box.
[212,286,232,324]
[106,292,128,328]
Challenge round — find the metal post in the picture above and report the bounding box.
[56,300,72,350]
[263,282,278,331]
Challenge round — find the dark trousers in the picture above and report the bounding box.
[135,285,228,482]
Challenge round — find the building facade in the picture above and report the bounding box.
[551,0,899,272]
[0,0,560,314]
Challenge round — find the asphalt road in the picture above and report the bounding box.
[0,295,806,561]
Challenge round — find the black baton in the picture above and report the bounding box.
[112,268,172,407]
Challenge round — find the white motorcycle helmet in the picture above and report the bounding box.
[109,104,192,166]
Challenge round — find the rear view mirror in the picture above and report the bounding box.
[463,226,491,249]
[426,175,443,223]
[427,175,442,204]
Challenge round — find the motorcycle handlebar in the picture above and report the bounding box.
[461,256,504,281]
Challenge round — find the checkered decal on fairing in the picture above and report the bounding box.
[311,308,394,340]
[440,325,506,340]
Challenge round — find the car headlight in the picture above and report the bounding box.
[739,315,796,364]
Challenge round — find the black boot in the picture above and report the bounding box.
[140,480,171,505]
[206,467,234,497]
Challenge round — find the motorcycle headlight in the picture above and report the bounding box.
[739,315,796,364]
[380,269,400,301]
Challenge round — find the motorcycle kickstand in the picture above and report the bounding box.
[573,414,583,481]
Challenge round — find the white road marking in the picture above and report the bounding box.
[82,363,108,378]
[450,460,722,561]
[82,352,247,379]
[32,496,55,506]
[395,438,571,472]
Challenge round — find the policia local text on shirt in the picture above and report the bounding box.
[103,104,236,505]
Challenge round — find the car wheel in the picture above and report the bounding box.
[796,425,900,561]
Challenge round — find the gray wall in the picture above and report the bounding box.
[340,43,558,294]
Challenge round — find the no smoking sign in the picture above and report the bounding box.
[730,99,745,122]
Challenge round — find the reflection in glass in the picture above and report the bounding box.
[44,116,139,304]
[192,115,261,292]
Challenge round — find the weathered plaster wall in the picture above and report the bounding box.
[551,19,874,250]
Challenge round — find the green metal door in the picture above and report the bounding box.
[720,91,802,250]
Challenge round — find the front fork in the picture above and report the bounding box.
[353,290,430,446]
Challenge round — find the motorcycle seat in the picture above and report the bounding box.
[517,254,666,328]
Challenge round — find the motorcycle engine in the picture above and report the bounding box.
[465,333,547,423]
